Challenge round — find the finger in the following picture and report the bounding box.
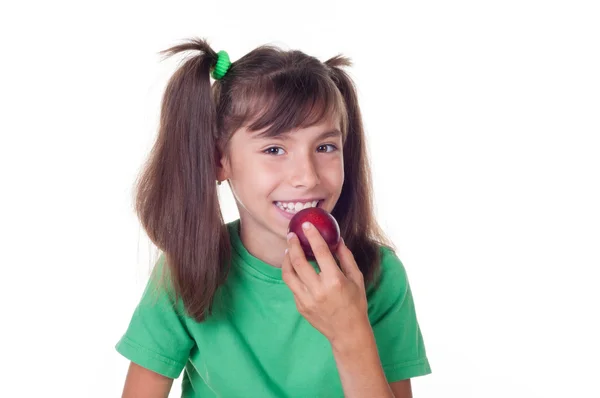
[301,222,341,277]
[335,238,364,285]
[287,232,320,290]
[281,248,311,300]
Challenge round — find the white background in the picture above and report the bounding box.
[1,1,599,397]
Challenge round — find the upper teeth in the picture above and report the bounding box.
[275,200,319,213]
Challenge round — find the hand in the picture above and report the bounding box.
[282,222,370,347]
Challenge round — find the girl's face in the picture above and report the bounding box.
[219,118,345,243]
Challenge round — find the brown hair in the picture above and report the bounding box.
[135,37,394,322]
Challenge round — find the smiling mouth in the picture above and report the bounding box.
[274,200,324,214]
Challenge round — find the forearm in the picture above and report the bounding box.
[330,320,394,398]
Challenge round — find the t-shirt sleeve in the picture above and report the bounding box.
[115,254,195,379]
[367,247,432,382]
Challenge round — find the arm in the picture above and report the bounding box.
[330,322,394,398]
[331,321,412,398]
[116,256,195,396]
[389,380,413,398]
[121,362,173,398]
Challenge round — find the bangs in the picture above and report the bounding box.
[229,70,348,140]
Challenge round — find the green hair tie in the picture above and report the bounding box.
[211,50,231,80]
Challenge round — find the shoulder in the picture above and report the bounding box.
[378,246,406,276]
[365,246,410,319]
[368,246,408,296]
[145,253,171,295]
[138,252,187,315]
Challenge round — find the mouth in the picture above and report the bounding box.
[273,199,324,215]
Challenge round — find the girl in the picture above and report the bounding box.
[116,37,431,398]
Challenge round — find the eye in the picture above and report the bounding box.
[264,146,286,156]
[317,144,338,153]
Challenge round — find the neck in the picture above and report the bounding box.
[238,218,287,268]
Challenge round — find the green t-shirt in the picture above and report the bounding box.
[116,219,431,397]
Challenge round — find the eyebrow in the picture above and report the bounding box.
[254,129,343,141]
[317,129,343,140]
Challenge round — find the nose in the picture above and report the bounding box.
[288,152,320,189]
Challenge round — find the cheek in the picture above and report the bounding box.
[321,158,344,187]
[232,159,282,191]
[254,163,284,187]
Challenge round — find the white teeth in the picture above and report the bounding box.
[275,200,320,214]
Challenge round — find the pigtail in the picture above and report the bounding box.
[135,38,230,321]
[325,56,393,285]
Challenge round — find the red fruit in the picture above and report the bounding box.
[287,207,341,260]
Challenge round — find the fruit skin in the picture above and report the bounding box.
[287,207,341,260]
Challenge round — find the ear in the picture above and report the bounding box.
[216,149,231,183]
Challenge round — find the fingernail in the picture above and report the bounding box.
[287,232,295,241]
[284,248,288,255]
[302,222,312,230]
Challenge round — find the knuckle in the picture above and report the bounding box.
[357,272,365,283]
[354,269,363,279]
[296,297,312,312]
[291,258,303,269]
[329,276,343,289]
[313,288,327,303]
[305,299,317,312]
